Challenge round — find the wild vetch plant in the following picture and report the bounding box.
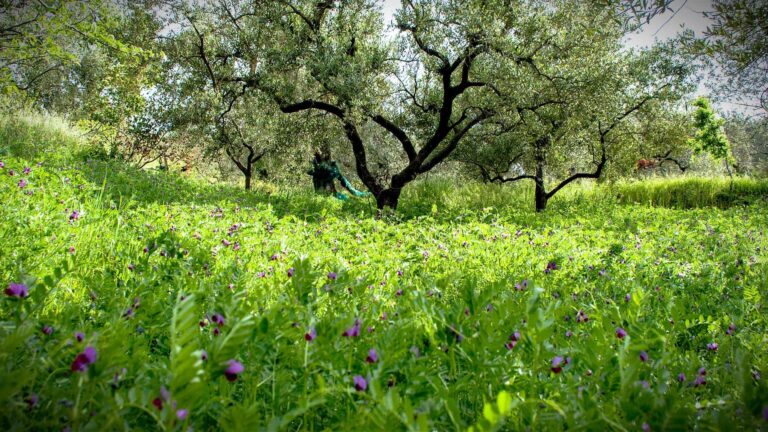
[1,151,767,431]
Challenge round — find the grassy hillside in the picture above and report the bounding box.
[1,113,767,430]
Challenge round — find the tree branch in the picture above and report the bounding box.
[371,114,417,161]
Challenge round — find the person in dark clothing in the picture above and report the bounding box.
[307,151,368,200]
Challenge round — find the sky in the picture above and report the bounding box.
[378,0,755,115]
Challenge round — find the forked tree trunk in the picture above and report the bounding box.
[534,137,549,212]
[534,161,548,212]
[244,170,252,190]
[376,188,401,210]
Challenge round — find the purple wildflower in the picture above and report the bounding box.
[342,319,361,337]
[5,282,29,298]
[616,327,627,339]
[726,322,736,335]
[707,342,718,352]
[624,293,631,303]
[123,308,134,319]
[698,367,707,376]
[639,351,649,362]
[544,261,558,273]
[694,375,706,387]
[224,359,244,382]
[42,325,53,336]
[176,409,188,420]
[18,179,27,189]
[221,239,231,247]
[287,267,295,277]
[74,332,85,342]
[551,356,565,374]
[642,422,651,432]
[69,210,80,221]
[213,327,220,336]
[23,167,31,175]
[410,345,421,357]
[201,350,208,361]
[0,161,3,168]
[395,289,403,296]
[353,375,367,391]
[211,313,225,327]
[304,327,316,342]
[565,330,573,338]
[365,348,378,363]
[486,303,493,312]
[327,272,337,281]
[71,346,97,372]
[576,310,589,323]
[26,393,38,409]
[677,373,686,382]
[152,386,171,411]
[397,269,403,277]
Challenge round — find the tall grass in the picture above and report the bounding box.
[611,176,768,208]
[0,110,91,163]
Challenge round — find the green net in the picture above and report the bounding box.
[307,160,369,199]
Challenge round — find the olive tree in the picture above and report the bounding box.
[454,3,691,211]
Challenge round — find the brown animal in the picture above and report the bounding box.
[636,158,657,170]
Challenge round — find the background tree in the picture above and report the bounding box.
[181,0,518,210]
[454,3,691,211]
[724,114,768,175]
[1,1,150,102]
[689,0,767,115]
[688,96,735,181]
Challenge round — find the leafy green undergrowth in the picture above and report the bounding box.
[612,176,768,209]
[2,150,768,431]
